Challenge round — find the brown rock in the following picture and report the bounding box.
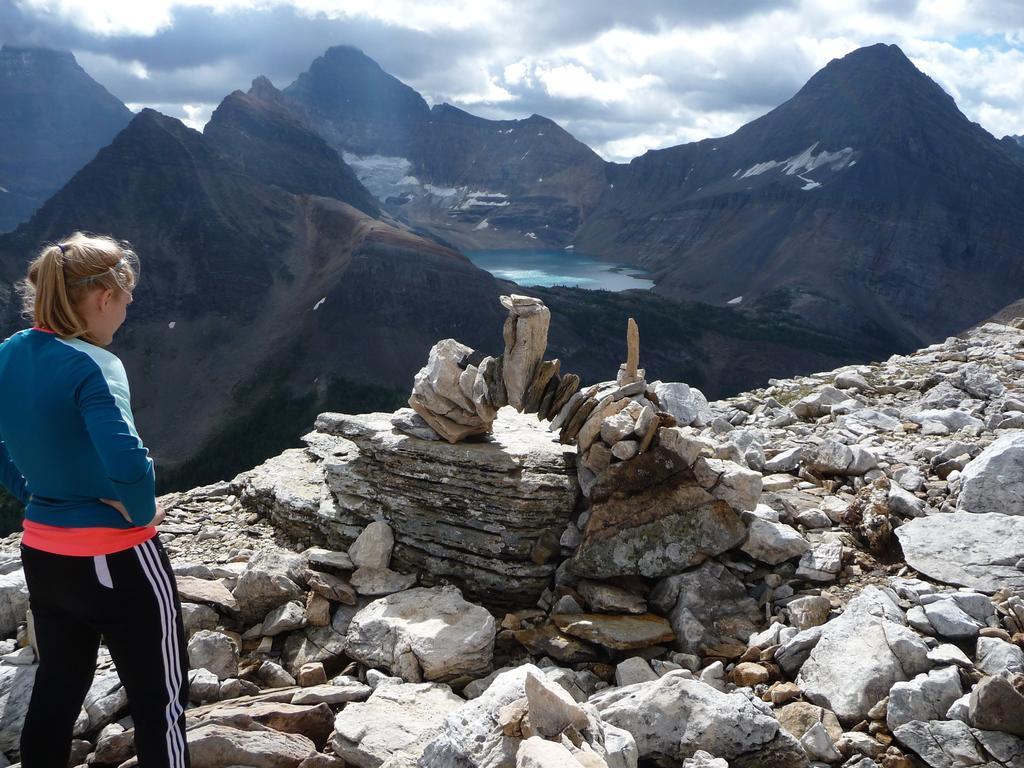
[176,575,239,613]
[550,613,675,651]
[576,581,647,614]
[776,701,844,742]
[513,623,600,664]
[572,455,747,579]
[409,394,488,444]
[577,396,630,454]
[193,701,334,751]
[770,682,802,705]
[561,397,598,443]
[297,663,327,687]
[305,592,331,627]
[546,374,581,421]
[306,570,357,605]
[730,662,770,687]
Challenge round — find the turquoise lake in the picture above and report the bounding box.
[466,249,654,291]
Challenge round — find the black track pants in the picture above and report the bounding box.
[18,535,190,768]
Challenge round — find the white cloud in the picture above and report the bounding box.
[15,0,258,36]
[10,0,1024,160]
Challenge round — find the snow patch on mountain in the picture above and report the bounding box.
[739,143,856,184]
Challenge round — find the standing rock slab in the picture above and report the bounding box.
[956,431,1024,516]
[797,587,931,724]
[895,512,1024,593]
[502,295,551,411]
[590,671,807,767]
[330,681,464,767]
[343,586,495,681]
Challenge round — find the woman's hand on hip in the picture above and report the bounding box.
[100,498,165,527]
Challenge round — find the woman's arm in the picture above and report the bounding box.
[78,361,156,526]
[0,438,29,505]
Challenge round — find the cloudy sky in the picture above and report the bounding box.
[3,0,1024,161]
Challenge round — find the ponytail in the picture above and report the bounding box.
[17,232,139,343]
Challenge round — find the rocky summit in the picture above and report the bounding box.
[3,309,1024,768]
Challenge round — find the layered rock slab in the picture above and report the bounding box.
[238,407,580,608]
[895,512,1024,593]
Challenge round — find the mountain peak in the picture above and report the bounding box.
[249,75,279,98]
[283,45,431,155]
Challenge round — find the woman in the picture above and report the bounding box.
[0,232,190,767]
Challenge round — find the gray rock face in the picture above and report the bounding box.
[740,519,810,565]
[797,587,931,723]
[651,381,713,427]
[571,446,750,579]
[231,550,309,623]
[330,681,464,767]
[343,586,495,682]
[242,408,579,608]
[891,719,1015,768]
[591,671,807,767]
[957,431,1024,516]
[969,675,1024,737]
[895,512,1024,592]
[975,637,1024,678]
[805,440,877,476]
[0,663,36,757]
[420,663,636,768]
[886,666,963,731]
[0,568,28,637]
[188,630,240,681]
[650,561,762,656]
[236,446,346,544]
[349,520,394,569]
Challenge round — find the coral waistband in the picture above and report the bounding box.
[21,518,158,556]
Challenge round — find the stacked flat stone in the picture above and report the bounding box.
[408,338,506,443]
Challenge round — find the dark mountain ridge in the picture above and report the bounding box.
[574,44,1024,345]
[0,106,509,483]
[282,45,609,250]
[0,45,133,232]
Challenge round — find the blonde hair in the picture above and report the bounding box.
[17,232,139,344]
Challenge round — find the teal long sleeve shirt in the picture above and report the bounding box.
[0,327,156,528]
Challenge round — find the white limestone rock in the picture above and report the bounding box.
[797,587,931,723]
[956,431,1024,516]
[330,681,464,767]
[343,586,495,681]
[590,671,807,766]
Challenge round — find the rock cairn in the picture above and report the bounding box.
[2,320,1024,767]
[407,295,576,442]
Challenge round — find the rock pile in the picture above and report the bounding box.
[2,316,1024,767]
